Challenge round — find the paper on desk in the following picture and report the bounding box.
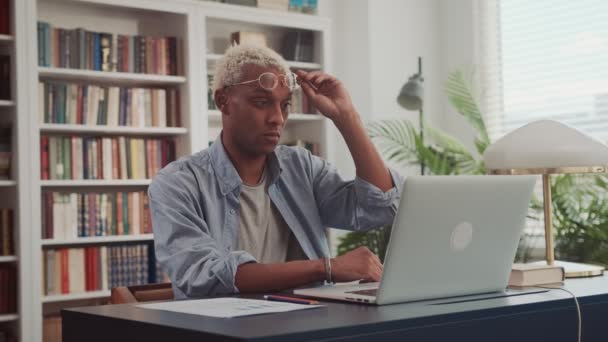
[137,297,323,318]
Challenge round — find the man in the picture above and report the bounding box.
[149,44,403,298]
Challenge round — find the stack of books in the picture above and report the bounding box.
[37,22,183,75]
[41,191,152,239]
[508,263,565,287]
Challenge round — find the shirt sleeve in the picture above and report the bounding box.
[148,171,256,297]
[309,152,405,231]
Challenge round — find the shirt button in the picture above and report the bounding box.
[230,209,235,215]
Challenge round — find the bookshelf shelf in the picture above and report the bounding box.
[0,314,19,323]
[0,34,13,42]
[40,124,188,136]
[0,100,15,107]
[0,256,18,263]
[40,180,152,187]
[41,234,154,247]
[206,54,321,70]
[41,290,110,303]
[0,180,17,187]
[38,67,187,86]
[207,110,323,122]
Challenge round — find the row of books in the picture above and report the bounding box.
[43,244,151,296]
[40,136,176,180]
[41,191,152,240]
[37,22,183,75]
[0,209,13,256]
[0,264,16,314]
[39,82,181,127]
[0,126,9,180]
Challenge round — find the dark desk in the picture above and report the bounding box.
[63,275,608,342]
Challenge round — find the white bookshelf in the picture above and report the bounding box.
[40,179,152,187]
[0,256,18,263]
[41,234,154,246]
[40,124,188,136]
[21,1,205,341]
[39,67,187,86]
[10,1,331,341]
[42,290,111,303]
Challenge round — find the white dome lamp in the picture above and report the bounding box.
[483,120,607,278]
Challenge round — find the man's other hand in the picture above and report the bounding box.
[331,246,383,283]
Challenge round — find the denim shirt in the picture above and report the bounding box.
[148,136,404,299]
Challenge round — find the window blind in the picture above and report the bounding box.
[476,0,608,142]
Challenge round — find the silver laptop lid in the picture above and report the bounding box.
[376,175,536,305]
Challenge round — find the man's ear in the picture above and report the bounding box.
[214,89,228,113]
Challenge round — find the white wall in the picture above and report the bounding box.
[321,0,479,173]
[437,0,478,154]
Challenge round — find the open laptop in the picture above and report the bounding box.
[295,175,537,305]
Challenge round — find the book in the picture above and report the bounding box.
[257,0,289,11]
[280,31,313,62]
[508,263,565,287]
[230,31,267,47]
[0,208,13,256]
[0,0,9,35]
[0,55,9,100]
[0,126,10,179]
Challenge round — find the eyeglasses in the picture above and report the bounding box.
[225,72,301,91]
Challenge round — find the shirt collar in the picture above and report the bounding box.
[209,133,283,196]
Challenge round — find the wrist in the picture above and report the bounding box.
[333,110,360,130]
[314,258,326,282]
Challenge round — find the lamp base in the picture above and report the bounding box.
[532,260,604,278]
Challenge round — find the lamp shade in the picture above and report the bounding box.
[397,75,424,111]
[483,120,608,170]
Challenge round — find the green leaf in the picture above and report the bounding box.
[445,69,491,148]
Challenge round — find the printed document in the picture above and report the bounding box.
[137,297,323,318]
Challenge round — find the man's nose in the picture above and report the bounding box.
[267,104,285,125]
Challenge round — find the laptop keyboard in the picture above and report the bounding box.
[346,288,378,297]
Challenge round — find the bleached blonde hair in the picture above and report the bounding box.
[212,44,291,93]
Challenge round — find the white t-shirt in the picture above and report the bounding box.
[237,168,306,263]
